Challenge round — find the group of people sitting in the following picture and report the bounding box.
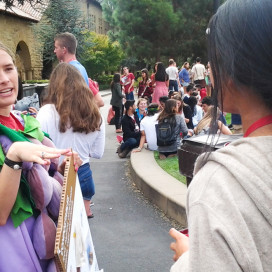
[110,70,232,160]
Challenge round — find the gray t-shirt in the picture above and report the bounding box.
[158,114,188,153]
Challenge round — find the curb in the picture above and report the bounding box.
[130,149,188,226]
[100,90,111,97]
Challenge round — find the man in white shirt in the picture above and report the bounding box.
[166,59,179,92]
[191,57,206,88]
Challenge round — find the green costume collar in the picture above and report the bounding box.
[0,114,45,227]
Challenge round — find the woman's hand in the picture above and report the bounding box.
[22,107,38,118]
[132,147,142,153]
[169,228,189,261]
[7,142,72,165]
[58,151,83,174]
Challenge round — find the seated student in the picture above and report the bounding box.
[183,83,194,104]
[158,96,169,111]
[187,95,202,127]
[195,83,207,101]
[194,106,232,135]
[201,96,227,125]
[157,99,188,159]
[173,94,194,136]
[135,98,147,122]
[168,90,179,99]
[117,100,141,158]
[133,103,160,152]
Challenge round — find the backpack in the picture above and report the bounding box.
[14,92,40,111]
[156,118,176,146]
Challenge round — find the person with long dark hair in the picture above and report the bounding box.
[110,73,125,133]
[37,63,105,218]
[157,99,188,159]
[152,62,169,104]
[169,1,272,271]
[138,68,153,102]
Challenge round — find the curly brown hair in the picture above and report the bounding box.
[46,63,101,133]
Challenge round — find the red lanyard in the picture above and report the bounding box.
[244,114,272,137]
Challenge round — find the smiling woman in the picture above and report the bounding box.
[0,42,80,271]
[0,47,18,112]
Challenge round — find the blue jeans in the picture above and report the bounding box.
[125,92,134,100]
[121,137,140,151]
[77,163,95,200]
[169,80,178,92]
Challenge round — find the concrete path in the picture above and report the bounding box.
[89,93,184,272]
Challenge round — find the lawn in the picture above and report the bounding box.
[225,113,231,125]
[154,151,187,185]
[153,113,231,185]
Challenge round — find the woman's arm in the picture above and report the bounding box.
[218,120,232,135]
[116,84,125,99]
[94,92,104,107]
[132,131,146,152]
[0,142,71,225]
[89,117,106,159]
[128,79,135,93]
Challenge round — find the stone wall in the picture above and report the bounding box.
[0,15,43,80]
[78,0,110,34]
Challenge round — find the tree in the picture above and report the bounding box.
[0,0,43,8]
[102,0,179,62]
[35,0,87,77]
[82,31,124,78]
[102,0,223,65]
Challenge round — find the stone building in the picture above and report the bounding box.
[78,0,110,35]
[0,2,46,80]
[0,0,108,80]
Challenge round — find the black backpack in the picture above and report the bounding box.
[156,118,176,146]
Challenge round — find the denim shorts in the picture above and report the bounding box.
[77,163,95,200]
[182,81,190,87]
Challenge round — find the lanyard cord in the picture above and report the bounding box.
[244,114,272,137]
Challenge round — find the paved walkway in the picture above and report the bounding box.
[89,92,185,271]
[100,89,188,225]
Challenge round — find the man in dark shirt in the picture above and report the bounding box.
[118,100,141,158]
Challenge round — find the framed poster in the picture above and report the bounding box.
[54,156,102,272]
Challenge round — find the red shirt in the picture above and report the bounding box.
[121,73,135,94]
[200,88,207,100]
[0,112,24,131]
[88,78,99,96]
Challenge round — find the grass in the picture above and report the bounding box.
[225,113,231,125]
[154,151,187,185]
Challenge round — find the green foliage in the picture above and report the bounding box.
[35,0,87,64]
[95,74,113,85]
[102,0,225,65]
[23,80,49,84]
[225,113,231,125]
[82,31,124,78]
[154,151,186,184]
